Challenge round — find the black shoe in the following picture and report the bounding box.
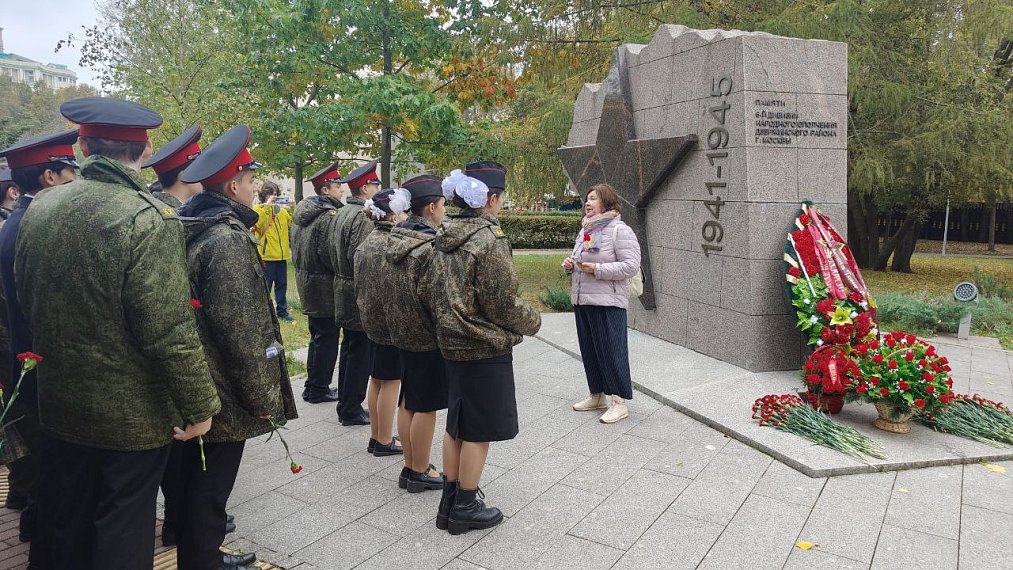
[227,513,235,524]
[4,490,28,511]
[367,438,378,454]
[340,412,370,426]
[222,552,256,566]
[225,521,237,534]
[303,390,340,404]
[448,487,503,535]
[407,465,444,493]
[161,526,177,547]
[398,466,411,489]
[436,480,458,530]
[372,439,403,457]
[279,314,294,322]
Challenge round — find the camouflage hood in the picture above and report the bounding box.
[293,194,343,227]
[388,215,437,264]
[179,192,260,243]
[435,212,499,253]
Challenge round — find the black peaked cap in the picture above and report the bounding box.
[178,125,257,185]
[143,124,202,169]
[60,97,162,130]
[465,160,506,190]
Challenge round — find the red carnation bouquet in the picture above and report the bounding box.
[752,394,884,460]
[802,345,862,413]
[917,393,1013,447]
[852,331,953,414]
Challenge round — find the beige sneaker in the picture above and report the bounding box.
[573,394,609,411]
[600,401,629,424]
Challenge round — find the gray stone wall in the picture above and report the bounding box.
[564,25,848,371]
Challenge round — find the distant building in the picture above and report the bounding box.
[0,27,77,89]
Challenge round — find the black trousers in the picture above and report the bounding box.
[36,437,170,570]
[159,441,185,535]
[304,316,339,397]
[336,328,370,419]
[263,260,289,317]
[176,439,245,570]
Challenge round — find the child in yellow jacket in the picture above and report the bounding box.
[253,181,294,321]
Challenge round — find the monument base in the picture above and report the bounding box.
[536,313,1013,478]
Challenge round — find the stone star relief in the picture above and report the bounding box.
[557,47,697,310]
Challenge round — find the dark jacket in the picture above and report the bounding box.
[0,196,36,395]
[385,215,439,352]
[178,193,298,443]
[354,221,395,346]
[15,155,221,451]
[290,195,342,318]
[422,211,541,361]
[330,197,374,330]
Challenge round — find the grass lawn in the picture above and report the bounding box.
[514,254,572,311]
[864,255,1013,298]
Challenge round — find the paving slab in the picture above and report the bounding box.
[869,525,958,569]
[612,511,725,570]
[537,313,1013,478]
[697,493,810,570]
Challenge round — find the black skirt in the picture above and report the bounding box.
[401,349,449,413]
[370,341,403,380]
[445,353,518,442]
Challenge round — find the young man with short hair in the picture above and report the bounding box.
[144,124,204,208]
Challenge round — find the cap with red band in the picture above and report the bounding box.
[179,124,260,187]
[143,125,203,175]
[307,159,342,189]
[336,160,380,190]
[60,97,162,142]
[0,129,80,170]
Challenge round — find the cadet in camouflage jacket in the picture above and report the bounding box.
[290,194,342,318]
[354,219,396,346]
[423,211,541,361]
[178,192,298,442]
[331,196,374,331]
[385,215,439,352]
[15,155,221,451]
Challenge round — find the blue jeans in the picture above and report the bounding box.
[263,260,289,318]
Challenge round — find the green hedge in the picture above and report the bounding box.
[499,214,581,249]
[875,292,1013,349]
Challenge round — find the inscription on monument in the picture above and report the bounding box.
[753,98,839,145]
[702,75,732,256]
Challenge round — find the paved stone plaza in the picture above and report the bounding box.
[207,317,1011,570]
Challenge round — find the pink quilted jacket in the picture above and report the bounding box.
[567,216,642,309]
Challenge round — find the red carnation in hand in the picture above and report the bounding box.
[16,352,44,365]
[913,398,926,409]
[898,380,910,392]
[879,388,891,397]
[888,360,898,370]
[190,298,203,309]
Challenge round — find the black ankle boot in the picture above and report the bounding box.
[398,466,410,489]
[447,487,503,535]
[407,465,444,493]
[436,480,458,530]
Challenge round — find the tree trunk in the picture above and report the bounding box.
[847,189,880,268]
[873,213,918,270]
[294,162,304,202]
[380,0,393,188]
[890,219,923,273]
[987,202,997,252]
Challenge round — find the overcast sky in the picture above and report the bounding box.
[1,0,101,87]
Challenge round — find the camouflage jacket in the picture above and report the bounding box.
[385,216,439,352]
[152,191,182,209]
[15,155,221,451]
[422,211,541,361]
[354,221,395,346]
[290,195,342,318]
[178,193,298,443]
[330,197,374,330]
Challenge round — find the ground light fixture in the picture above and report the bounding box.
[953,281,979,340]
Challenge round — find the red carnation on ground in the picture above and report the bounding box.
[940,393,953,404]
[290,462,303,474]
[190,298,203,309]
[914,399,926,409]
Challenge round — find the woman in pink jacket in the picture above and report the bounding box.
[562,183,642,423]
